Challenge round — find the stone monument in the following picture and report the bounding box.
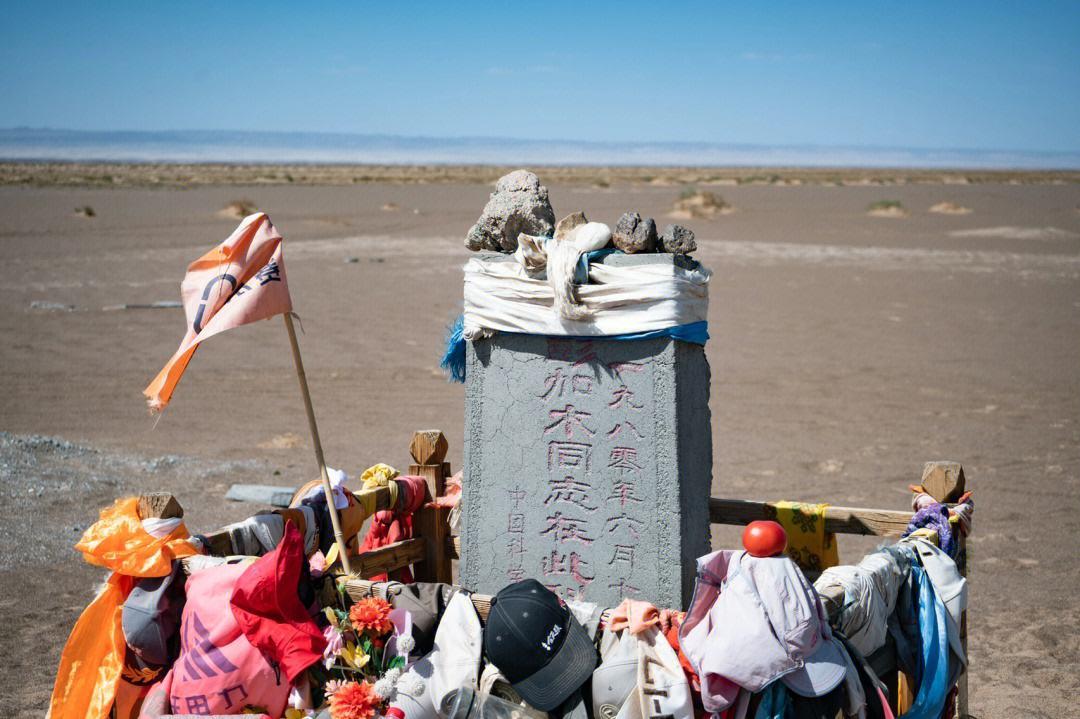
[460,254,712,608]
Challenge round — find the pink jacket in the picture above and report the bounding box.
[141,561,291,717]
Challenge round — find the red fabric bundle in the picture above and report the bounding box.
[230,521,326,682]
[358,476,429,582]
[665,614,710,719]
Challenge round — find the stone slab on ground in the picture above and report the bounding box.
[224,483,295,507]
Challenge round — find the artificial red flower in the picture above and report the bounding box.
[348,597,393,635]
[329,680,380,719]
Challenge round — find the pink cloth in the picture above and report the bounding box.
[157,561,291,717]
[144,212,293,411]
[426,470,462,509]
[609,598,663,635]
[878,685,896,719]
[678,550,846,713]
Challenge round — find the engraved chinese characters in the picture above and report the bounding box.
[536,339,650,598]
[462,332,712,608]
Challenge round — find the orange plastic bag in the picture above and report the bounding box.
[49,498,198,719]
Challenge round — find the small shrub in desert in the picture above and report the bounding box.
[867,200,909,218]
[671,188,733,219]
[218,199,258,219]
[928,201,973,215]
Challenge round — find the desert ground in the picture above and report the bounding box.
[0,166,1077,718]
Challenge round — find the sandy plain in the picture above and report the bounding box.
[0,165,1077,718]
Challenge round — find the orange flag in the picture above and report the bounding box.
[144,212,292,411]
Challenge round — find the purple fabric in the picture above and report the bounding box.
[903,503,955,557]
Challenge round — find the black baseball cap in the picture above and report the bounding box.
[483,579,597,711]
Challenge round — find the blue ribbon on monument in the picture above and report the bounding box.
[440,316,709,384]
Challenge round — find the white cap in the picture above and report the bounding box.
[591,627,639,718]
[389,593,482,719]
[592,625,692,719]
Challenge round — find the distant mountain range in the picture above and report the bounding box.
[1,128,1077,169]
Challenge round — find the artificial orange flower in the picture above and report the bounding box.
[348,597,393,635]
[329,680,380,719]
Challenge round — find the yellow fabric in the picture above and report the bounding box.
[908,527,940,546]
[386,478,398,509]
[773,501,839,572]
[897,672,914,714]
[325,541,341,567]
[353,487,380,518]
[49,498,199,719]
[360,462,399,490]
[359,462,399,513]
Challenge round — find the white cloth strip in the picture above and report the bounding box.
[141,517,183,539]
[462,256,711,339]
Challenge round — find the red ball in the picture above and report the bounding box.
[742,520,787,557]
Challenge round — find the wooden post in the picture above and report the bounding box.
[409,429,453,583]
[137,493,183,520]
[920,461,966,504]
[921,461,969,719]
[283,312,352,575]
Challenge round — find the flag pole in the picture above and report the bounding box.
[283,312,353,575]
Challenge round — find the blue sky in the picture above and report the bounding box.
[2,1,1078,152]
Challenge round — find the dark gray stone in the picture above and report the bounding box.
[461,331,712,609]
[612,212,657,254]
[591,252,700,270]
[660,224,697,254]
[465,170,556,252]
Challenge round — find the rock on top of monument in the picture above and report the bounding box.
[495,169,544,194]
[613,211,658,254]
[465,170,557,252]
[660,223,697,254]
[554,211,589,241]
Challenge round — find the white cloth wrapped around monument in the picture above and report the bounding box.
[461,252,711,340]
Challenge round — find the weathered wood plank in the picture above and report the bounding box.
[196,485,398,557]
[352,538,427,579]
[708,497,913,537]
[447,494,913,563]
[448,535,460,560]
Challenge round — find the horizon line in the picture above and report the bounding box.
[3,126,1079,157]
[2,127,1077,171]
